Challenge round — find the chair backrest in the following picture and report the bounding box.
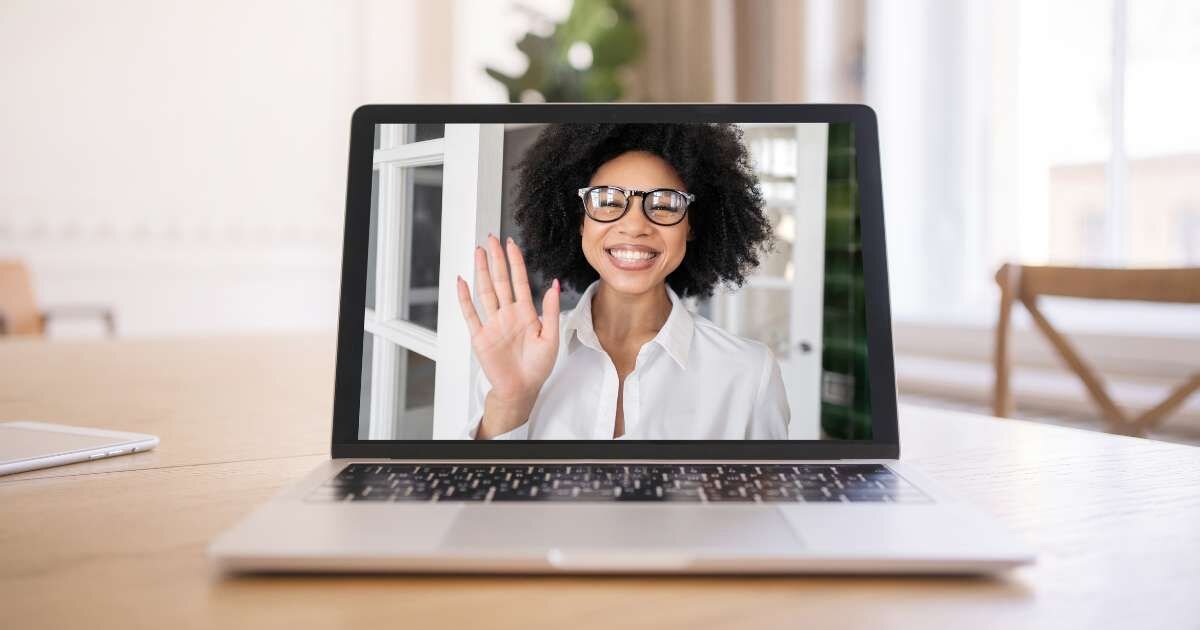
[0,259,43,336]
[1003,265,1200,304]
[993,263,1200,436]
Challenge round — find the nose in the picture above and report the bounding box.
[616,194,654,236]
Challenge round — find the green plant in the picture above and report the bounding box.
[486,0,643,103]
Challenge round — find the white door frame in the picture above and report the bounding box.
[711,123,828,439]
[432,124,503,438]
[785,123,829,439]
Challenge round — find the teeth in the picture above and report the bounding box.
[608,248,657,261]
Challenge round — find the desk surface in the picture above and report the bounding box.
[2,335,1198,630]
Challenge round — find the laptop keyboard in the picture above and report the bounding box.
[307,463,929,504]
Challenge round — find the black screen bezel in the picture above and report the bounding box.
[330,104,899,460]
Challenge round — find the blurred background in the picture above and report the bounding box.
[2,0,1197,442]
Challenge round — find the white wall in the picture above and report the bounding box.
[0,0,459,337]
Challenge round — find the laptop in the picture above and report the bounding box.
[209,104,1033,574]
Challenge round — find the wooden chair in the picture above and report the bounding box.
[993,264,1200,436]
[0,259,116,337]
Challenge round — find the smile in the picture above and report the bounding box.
[605,246,660,270]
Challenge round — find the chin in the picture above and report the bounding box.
[597,270,665,296]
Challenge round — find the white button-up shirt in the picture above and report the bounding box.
[466,281,790,440]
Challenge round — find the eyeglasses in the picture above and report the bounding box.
[576,186,695,227]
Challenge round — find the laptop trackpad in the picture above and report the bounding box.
[441,506,802,554]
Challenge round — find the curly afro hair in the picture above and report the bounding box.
[513,123,772,299]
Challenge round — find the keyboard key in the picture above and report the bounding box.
[300,463,929,504]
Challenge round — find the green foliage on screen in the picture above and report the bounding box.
[486,0,643,103]
[820,123,873,440]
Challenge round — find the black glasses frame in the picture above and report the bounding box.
[576,186,696,226]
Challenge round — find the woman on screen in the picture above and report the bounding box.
[456,123,789,440]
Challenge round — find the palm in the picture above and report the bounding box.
[455,235,561,404]
[470,294,557,398]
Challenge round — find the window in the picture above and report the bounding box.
[360,124,503,439]
[1125,1,1200,267]
[865,0,1200,337]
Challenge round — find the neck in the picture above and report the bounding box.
[591,282,672,344]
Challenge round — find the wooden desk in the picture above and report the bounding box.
[2,335,1198,629]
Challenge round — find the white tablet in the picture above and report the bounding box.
[0,421,159,476]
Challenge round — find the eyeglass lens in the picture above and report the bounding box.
[584,187,688,225]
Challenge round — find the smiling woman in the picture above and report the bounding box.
[456,123,787,440]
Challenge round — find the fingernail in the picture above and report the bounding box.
[507,237,514,245]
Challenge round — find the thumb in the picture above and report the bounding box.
[540,278,561,345]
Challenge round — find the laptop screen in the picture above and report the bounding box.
[356,121,873,442]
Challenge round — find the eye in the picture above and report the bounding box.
[652,191,686,205]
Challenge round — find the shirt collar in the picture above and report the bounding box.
[563,281,694,369]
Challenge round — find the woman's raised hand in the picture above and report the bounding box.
[456,235,560,438]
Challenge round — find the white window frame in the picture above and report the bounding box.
[365,124,503,439]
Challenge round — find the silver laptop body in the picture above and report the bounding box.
[209,104,1032,574]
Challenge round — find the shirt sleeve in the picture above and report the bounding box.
[463,361,531,440]
[747,347,791,439]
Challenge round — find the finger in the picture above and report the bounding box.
[539,278,561,344]
[486,234,513,307]
[474,246,499,315]
[506,237,534,307]
[456,275,483,336]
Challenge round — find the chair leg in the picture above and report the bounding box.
[1133,374,1200,435]
[993,265,1018,418]
[1022,295,1130,433]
